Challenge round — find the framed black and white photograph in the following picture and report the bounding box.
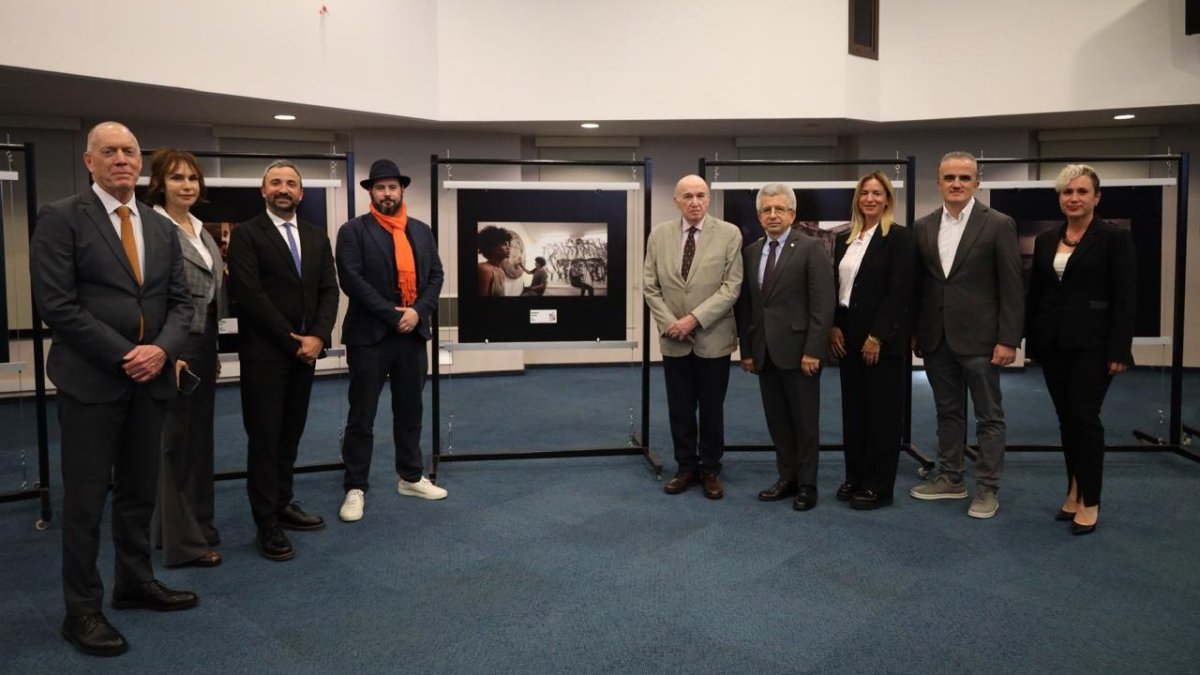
[456,189,627,343]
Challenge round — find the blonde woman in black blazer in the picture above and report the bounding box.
[1025,164,1136,535]
[829,171,915,509]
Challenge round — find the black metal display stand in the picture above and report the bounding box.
[0,142,53,529]
[699,156,934,472]
[971,153,1195,461]
[428,156,661,479]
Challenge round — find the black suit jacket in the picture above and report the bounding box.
[1025,220,1136,364]
[833,224,916,358]
[336,212,444,344]
[30,190,192,403]
[227,212,339,362]
[913,201,1024,356]
[735,231,835,368]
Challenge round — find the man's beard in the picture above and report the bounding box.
[374,198,400,215]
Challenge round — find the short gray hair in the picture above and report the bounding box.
[262,159,303,187]
[939,151,979,178]
[1054,164,1100,193]
[755,183,796,211]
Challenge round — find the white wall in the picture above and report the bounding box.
[3,1,1196,123]
[0,0,441,119]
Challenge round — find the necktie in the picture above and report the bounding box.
[283,222,302,275]
[680,227,697,280]
[117,205,145,340]
[761,240,779,295]
[117,206,142,285]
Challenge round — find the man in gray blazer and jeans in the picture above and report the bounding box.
[910,151,1024,518]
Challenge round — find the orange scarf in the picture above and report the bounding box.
[371,202,418,306]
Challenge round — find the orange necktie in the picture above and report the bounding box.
[116,206,144,340]
[117,206,142,285]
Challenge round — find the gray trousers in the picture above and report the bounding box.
[923,342,1006,490]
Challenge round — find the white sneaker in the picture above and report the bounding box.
[397,476,448,500]
[339,489,365,522]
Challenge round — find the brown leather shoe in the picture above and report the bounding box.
[664,472,698,495]
[701,473,724,500]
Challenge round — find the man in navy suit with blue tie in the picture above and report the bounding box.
[335,159,446,523]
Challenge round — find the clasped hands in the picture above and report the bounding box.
[289,333,324,365]
[122,344,167,383]
[663,313,699,342]
[395,307,419,334]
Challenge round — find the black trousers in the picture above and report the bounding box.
[1040,348,1112,506]
[839,352,905,498]
[59,386,165,615]
[240,357,315,529]
[758,355,821,487]
[156,318,219,564]
[662,352,730,476]
[342,333,428,491]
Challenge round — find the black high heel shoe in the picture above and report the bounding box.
[1071,520,1097,536]
[1055,509,1076,521]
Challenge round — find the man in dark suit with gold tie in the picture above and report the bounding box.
[227,160,339,561]
[30,121,196,656]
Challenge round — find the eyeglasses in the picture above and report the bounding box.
[758,206,794,215]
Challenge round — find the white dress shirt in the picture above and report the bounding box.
[937,197,976,277]
[758,228,792,285]
[92,183,144,274]
[838,224,877,307]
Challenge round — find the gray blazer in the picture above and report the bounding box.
[913,201,1024,356]
[643,214,743,358]
[29,190,192,403]
[735,231,835,368]
[157,207,226,334]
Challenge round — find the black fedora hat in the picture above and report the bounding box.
[360,159,412,189]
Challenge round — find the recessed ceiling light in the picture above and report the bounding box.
[274,114,297,121]
[580,122,600,129]
[1113,113,1135,120]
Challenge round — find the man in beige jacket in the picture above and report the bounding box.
[644,175,744,499]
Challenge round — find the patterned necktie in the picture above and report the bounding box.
[761,240,779,295]
[116,206,142,285]
[283,222,302,275]
[680,226,697,280]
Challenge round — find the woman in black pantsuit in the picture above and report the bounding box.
[829,171,915,509]
[146,149,226,566]
[1026,164,1136,535]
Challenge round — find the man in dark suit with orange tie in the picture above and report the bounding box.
[227,160,339,561]
[30,121,196,656]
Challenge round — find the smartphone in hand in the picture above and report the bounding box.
[178,366,202,395]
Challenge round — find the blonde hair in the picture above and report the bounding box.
[846,171,896,242]
[1055,164,1101,193]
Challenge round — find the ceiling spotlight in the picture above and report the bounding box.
[580,122,600,129]
[1112,113,1135,120]
[274,114,297,121]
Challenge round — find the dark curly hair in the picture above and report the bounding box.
[477,225,512,255]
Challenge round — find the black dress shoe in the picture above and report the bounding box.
[758,479,797,501]
[664,472,698,495]
[850,488,893,510]
[61,612,127,657]
[1055,509,1076,522]
[112,580,198,612]
[257,526,295,561]
[793,485,818,511]
[278,503,325,531]
[836,482,856,502]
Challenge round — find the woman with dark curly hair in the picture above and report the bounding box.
[477,225,512,297]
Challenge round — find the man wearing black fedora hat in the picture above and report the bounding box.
[335,159,446,522]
